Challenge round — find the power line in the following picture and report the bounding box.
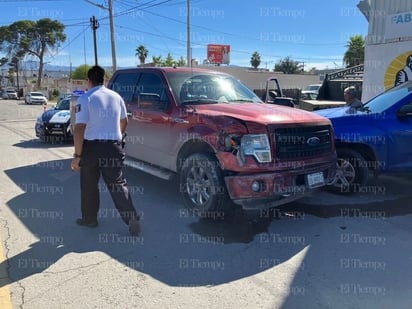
[0,1,350,68]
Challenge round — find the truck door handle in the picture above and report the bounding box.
[171,117,188,124]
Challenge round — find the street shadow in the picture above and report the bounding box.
[2,158,412,307]
[1,159,304,288]
[13,138,73,148]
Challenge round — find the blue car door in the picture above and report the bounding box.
[389,102,412,171]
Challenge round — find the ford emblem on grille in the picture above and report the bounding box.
[306,136,320,146]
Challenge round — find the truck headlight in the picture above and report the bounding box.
[240,134,271,163]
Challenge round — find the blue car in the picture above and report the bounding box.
[35,98,72,142]
[315,81,412,193]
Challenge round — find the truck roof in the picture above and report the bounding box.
[114,66,232,76]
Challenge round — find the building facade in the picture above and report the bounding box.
[358,0,412,101]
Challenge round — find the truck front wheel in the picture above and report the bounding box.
[180,153,231,218]
[328,148,369,194]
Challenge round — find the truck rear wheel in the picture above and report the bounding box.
[327,148,369,194]
[180,153,231,218]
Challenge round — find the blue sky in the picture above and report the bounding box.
[0,0,368,70]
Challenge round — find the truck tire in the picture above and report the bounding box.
[180,153,231,218]
[327,148,369,194]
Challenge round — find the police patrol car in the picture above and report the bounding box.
[35,90,85,142]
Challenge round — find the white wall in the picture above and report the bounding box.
[358,0,412,101]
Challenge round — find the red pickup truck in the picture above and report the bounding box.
[107,67,336,216]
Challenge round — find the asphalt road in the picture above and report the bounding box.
[0,98,412,309]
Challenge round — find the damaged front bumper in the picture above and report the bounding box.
[224,163,336,210]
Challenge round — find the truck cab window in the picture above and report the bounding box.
[136,73,170,111]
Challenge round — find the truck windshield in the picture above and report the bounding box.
[166,72,262,105]
[362,81,412,113]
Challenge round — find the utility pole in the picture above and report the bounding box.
[15,59,20,99]
[108,0,117,71]
[84,0,117,72]
[90,16,99,66]
[187,0,191,67]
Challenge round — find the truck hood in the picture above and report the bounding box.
[194,103,330,125]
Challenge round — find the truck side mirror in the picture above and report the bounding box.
[138,93,160,109]
[397,104,412,118]
[264,77,283,103]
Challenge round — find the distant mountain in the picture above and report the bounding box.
[43,64,73,71]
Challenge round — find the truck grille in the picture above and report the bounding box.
[274,125,332,159]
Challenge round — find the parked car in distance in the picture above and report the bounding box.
[315,80,412,193]
[301,83,322,100]
[107,67,337,216]
[4,89,18,99]
[35,98,72,142]
[25,91,48,105]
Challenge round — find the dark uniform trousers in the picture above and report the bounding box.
[80,140,139,224]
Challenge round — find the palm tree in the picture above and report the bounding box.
[152,56,162,66]
[175,56,186,67]
[164,53,175,67]
[250,51,261,69]
[135,45,149,66]
[343,35,365,67]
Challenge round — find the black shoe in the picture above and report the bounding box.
[76,218,98,228]
[129,218,141,237]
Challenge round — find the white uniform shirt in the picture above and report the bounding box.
[75,85,126,141]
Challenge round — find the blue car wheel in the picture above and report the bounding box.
[327,148,369,194]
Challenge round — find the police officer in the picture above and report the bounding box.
[70,65,141,237]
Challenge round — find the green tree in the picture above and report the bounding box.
[343,35,365,67]
[135,44,148,66]
[163,53,175,66]
[71,64,111,81]
[176,56,186,67]
[152,56,162,66]
[250,51,261,69]
[274,56,303,74]
[8,56,20,86]
[150,54,185,67]
[71,64,91,80]
[0,18,66,88]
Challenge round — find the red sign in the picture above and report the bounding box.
[207,44,230,64]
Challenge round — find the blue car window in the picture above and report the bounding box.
[364,81,412,113]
